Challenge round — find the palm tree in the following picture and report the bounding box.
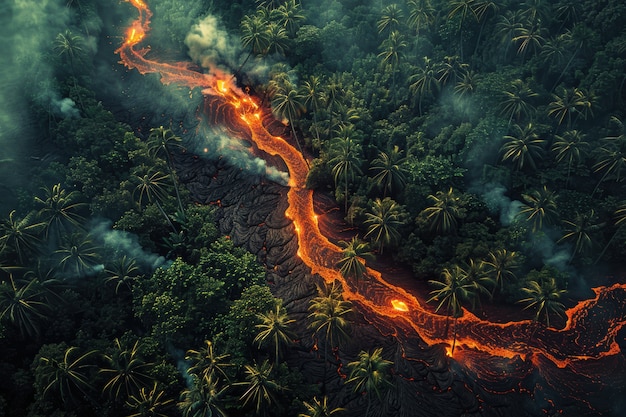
[104,256,141,294]
[126,382,174,417]
[377,31,407,96]
[540,35,567,70]
[237,360,283,417]
[463,259,493,308]
[407,0,435,35]
[454,70,479,98]
[483,249,520,295]
[512,22,546,59]
[364,197,405,254]
[521,0,549,23]
[273,0,305,37]
[324,73,345,137]
[518,277,566,328]
[421,187,465,234]
[428,265,475,354]
[551,129,589,186]
[54,30,83,71]
[255,304,296,364]
[555,3,579,26]
[517,186,558,232]
[54,29,85,108]
[437,55,469,86]
[299,396,345,417]
[147,126,185,214]
[446,0,479,59]
[592,116,626,195]
[346,348,393,417]
[558,210,600,259]
[472,0,500,54]
[308,282,353,365]
[409,56,441,115]
[100,339,153,401]
[370,145,408,197]
[547,87,591,129]
[266,22,290,55]
[272,85,307,164]
[337,237,374,284]
[595,202,626,264]
[34,183,86,239]
[0,275,49,339]
[499,79,538,125]
[0,210,45,264]
[178,374,228,417]
[495,10,527,60]
[328,132,363,213]
[133,169,178,233]
[186,340,232,382]
[299,75,325,145]
[239,13,271,71]
[39,346,97,407]
[377,4,404,35]
[500,123,546,170]
[55,232,101,276]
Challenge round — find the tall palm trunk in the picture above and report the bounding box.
[551,48,579,92]
[595,224,623,264]
[154,199,177,234]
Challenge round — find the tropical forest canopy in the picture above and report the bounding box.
[0,0,625,416]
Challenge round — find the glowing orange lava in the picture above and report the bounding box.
[391,299,409,312]
[117,0,626,379]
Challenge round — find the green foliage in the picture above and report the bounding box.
[200,237,266,299]
[133,242,263,348]
[214,285,277,364]
[518,266,568,327]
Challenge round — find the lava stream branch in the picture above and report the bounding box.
[116,0,625,375]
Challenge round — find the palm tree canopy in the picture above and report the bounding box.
[518,276,567,328]
[337,236,374,282]
[254,304,296,363]
[346,347,393,401]
[517,185,558,231]
[427,264,477,318]
[421,187,465,234]
[370,145,408,197]
[500,123,546,170]
[364,197,406,253]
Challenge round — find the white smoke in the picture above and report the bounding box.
[528,229,570,271]
[185,14,242,71]
[474,182,523,226]
[196,126,289,186]
[90,219,167,271]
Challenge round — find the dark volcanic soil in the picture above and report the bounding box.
[174,147,626,417]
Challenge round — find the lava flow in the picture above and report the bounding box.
[116,0,626,409]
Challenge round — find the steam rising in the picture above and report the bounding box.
[185,15,241,71]
[195,126,289,185]
[476,182,523,226]
[91,219,166,271]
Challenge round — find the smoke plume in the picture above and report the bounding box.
[474,182,523,226]
[185,14,242,71]
[194,126,289,186]
[90,219,167,271]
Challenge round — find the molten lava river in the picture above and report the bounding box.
[117,1,626,415]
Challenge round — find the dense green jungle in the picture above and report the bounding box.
[1,0,625,416]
